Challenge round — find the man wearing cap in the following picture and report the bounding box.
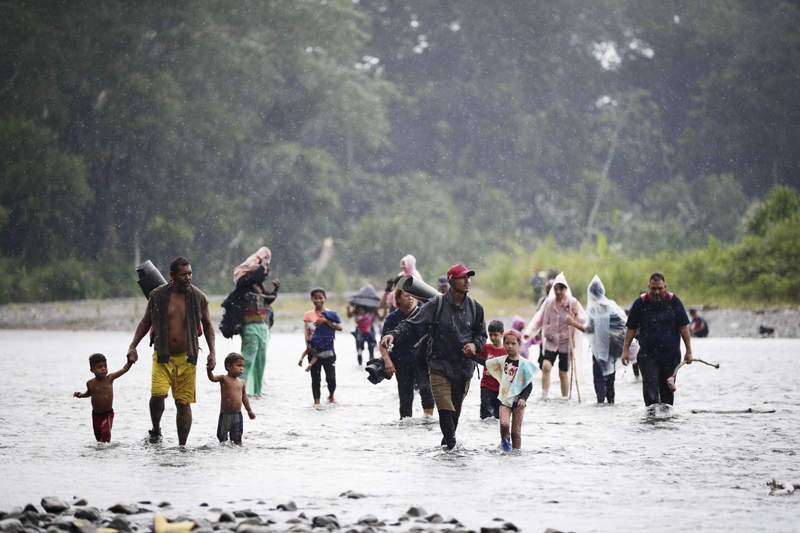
[381,264,487,450]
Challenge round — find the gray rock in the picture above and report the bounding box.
[106,516,132,533]
[543,529,563,533]
[406,508,426,518]
[426,515,443,524]
[106,505,137,516]
[0,518,24,533]
[194,519,212,529]
[287,526,311,533]
[218,513,236,523]
[502,523,517,532]
[276,503,297,512]
[357,516,380,526]
[236,519,263,529]
[311,516,338,530]
[480,528,502,533]
[158,503,171,509]
[73,509,101,523]
[339,492,366,500]
[20,512,41,527]
[21,507,37,516]
[285,519,307,525]
[71,500,88,508]
[47,519,73,532]
[22,527,43,533]
[193,529,215,533]
[40,500,69,515]
[310,528,329,533]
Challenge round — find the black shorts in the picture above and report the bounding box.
[540,350,570,372]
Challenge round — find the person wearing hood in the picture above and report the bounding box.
[381,264,487,450]
[380,254,424,313]
[566,276,627,404]
[523,272,586,399]
[233,247,280,396]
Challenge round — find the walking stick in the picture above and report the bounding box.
[569,326,581,403]
[668,358,720,391]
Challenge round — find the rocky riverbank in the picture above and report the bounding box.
[0,496,563,533]
[1,297,798,338]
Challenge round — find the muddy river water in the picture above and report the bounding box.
[0,331,797,532]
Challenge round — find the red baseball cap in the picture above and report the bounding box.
[447,264,475,281]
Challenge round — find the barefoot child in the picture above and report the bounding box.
[475,331,537,451]
[302,288,342,404]
[73,353,136,443]
[207,353,255,445]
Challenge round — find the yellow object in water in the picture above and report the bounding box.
[98,529,120,533]
[154,512,195,533]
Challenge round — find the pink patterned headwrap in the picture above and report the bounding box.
[233,247,271,283]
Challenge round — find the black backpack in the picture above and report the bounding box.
[219,266,268,339]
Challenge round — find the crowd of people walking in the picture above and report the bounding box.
[75,249,696,451]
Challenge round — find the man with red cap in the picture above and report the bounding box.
[381,264,487,450]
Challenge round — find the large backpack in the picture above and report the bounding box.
[219,266,268,339]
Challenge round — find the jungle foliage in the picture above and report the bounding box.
[1,0,798,303]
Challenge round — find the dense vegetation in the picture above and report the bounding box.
[1,1,798,304]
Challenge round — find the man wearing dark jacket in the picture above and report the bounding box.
[380,264,487,449]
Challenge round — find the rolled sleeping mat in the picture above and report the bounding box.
[396,274,440,303]
[136,260,168,299]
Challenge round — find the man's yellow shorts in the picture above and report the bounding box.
[152,352,196,405]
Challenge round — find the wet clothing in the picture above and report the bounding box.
[638,351,678,406]
[241,322,269,395]
[526,295,586,354]
[626,293,690,406]
[216,412,244,442]
[388,290,487,383]
[474,355,534,408]
[478,344,506,391]
[151,351,196,404]
[478,344,505,419]
[387,289,485,448]
[690,316,709,337]
[383,305,434,418]
[92,409,114,443]
[541,350,570,372]
[592,357,615,404]
[429,373,470,416]
[310,355,336,400]
[626,293,690,357]
[306,311,341,353]
[149,283,208,365]
[394,358,435,418]
[480,387,501,419]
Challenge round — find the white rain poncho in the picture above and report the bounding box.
[585,275,627,376]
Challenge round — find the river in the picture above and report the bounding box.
[0,331,797,532]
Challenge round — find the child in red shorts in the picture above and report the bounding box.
[74,353,135,442]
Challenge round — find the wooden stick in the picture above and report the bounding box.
[569,326,581,403]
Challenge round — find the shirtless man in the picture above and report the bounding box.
[128,257,216,445]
